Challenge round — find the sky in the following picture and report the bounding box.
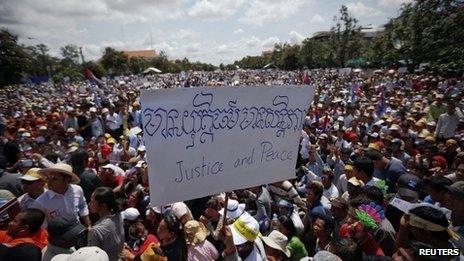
[0,0,412,65]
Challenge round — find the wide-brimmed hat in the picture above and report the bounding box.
[38,163,80,184]
[184,220,208,245]
[220,199,246,220]
[229,213,260,245]
[260,230,291,257]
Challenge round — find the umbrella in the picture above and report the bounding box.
[142,67,162,74]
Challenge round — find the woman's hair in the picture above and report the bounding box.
[93,187,120,214]
[278,215,297,238]
[163,213,188,260]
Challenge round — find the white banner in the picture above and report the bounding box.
[141,86,315,206]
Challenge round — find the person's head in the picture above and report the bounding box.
[408,205,451,246]
[322,167,334,189]
[365,150,386,171]
[204,198,221,220]
[127,189,144,208]
[229,214,260,259]
[278,215,297,238]
[261,230,290,259]
[47,214,87,249]
[7,208,45,238]
[157,213,182,243]
[431,155,448,170]
[444,181,464,225]
[100,165,116,181]
[89,187,120,215]
[305,181,324,204]
[69,149,89,176]
[328,237,362,261]
[340,148,353,162]
[344,164,355,179]
[277,199,294,217]
[20,168,45,198]
[39,163,79,194]
[171,202,193,225]
[312,213,334,239]
[353,156,374,182]
[396,173,422,202]
[424,176,452,205]
[128,222,147,242]
[447,100,456,114]
[330,197,349,221]
[358,186,384,206]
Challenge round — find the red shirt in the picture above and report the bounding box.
[0,228,48,249]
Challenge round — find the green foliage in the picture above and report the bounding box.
[330,5,363,67]
[1,0,463,86]
[0,29,32,85]
[100,47,129,75]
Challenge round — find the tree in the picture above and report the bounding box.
[100,47,129,75]
[128,57,150,74]
[60,44,80,66]
[277,44,301,70]
[388,0,464,74]
[300,38,336,68]
[330,5,363,67]
[0,29,31,85]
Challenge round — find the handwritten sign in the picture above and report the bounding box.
[141,86,315,206]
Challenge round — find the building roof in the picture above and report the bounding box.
[123,50,157,59]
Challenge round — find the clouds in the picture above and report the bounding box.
[378,0,413,6]
[289,31,305,44]
[188,0,245,21]
[1,0,403,64]
[241,0,308,26]
[346,2,383,18]
[310,14,325,24]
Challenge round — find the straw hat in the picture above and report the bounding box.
[184,220,208,245]
[38,163,80,184]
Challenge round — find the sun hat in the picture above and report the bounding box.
[184,220,208,245]
[51,246,109,261]
[171,202,191,220]
[260,230,291,257]
[229,213,260,245]
[220,199,246,220]
[20,167,43,181]
[38,163,80,184]
[122,207,141,221]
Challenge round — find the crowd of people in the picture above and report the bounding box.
[0,68,463,260]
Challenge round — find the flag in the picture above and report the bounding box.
[85,68,104,88]
[303,71,311,85]
[376,86,386,116]
[85,68,103,108]
[350,81,359,103]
